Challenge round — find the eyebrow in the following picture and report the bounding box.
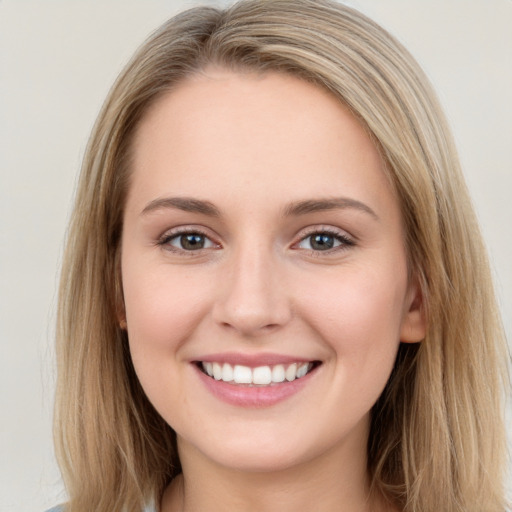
[141,195,378,220]
[283,197,379,220]
[141,197,221,217]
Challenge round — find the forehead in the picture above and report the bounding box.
[127,69,397,222]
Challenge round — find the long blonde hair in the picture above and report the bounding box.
[54,1,510,511]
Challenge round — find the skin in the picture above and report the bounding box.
[121,69,425,512]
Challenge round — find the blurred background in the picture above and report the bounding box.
[0,1,510,510]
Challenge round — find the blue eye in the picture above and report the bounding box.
[297,232,353,251]
[164,232,216,251]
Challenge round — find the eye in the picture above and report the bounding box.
[160,231,217,251]
[296,231,354,252]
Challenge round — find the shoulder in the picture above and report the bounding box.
[44,506,155,512]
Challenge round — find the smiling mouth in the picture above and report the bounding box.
[196,361,321,386]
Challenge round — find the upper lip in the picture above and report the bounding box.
[192,352,319,367]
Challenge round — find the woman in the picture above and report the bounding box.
[49,1,510,511]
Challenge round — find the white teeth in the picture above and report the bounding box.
[233,365,252,384]
[271,364,285,383]
[222,363,233,382]
[201,361,315,386]
[285,363,297,382]
[212,362,222,380]
[296,363,309,378]
[204,362,213,377]
[253,366,272,385]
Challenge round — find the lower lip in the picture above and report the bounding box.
[194,365,317,408]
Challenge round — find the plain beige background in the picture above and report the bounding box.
[0,1,510,510]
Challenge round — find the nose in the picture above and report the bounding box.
[212,244,292,337]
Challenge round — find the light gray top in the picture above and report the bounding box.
[45,506,156,512]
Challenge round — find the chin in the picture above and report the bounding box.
[205,444,308,474]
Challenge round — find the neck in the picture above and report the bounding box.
[161,423,391,512]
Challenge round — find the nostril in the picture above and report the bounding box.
[211,274,292,335]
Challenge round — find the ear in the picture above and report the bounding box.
[113,248,127,330]
[400,279,427,343]
[115,281,128,330]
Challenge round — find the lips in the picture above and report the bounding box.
[192,354,322,407]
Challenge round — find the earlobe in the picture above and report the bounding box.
[400,283,427,343]
[113,249,127,330]
[115,295,127,330]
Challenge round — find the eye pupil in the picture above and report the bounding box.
[181,233,205,250]
[310,234,334,250]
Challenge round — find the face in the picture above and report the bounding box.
[121,69,425,473]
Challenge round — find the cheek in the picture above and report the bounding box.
[296,261,407,377]
[121,257,215,415]
[122,256,211,355]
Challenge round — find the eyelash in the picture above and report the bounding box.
[293,227,355,255]
[157,227,218,255]
[156,227,355,255]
